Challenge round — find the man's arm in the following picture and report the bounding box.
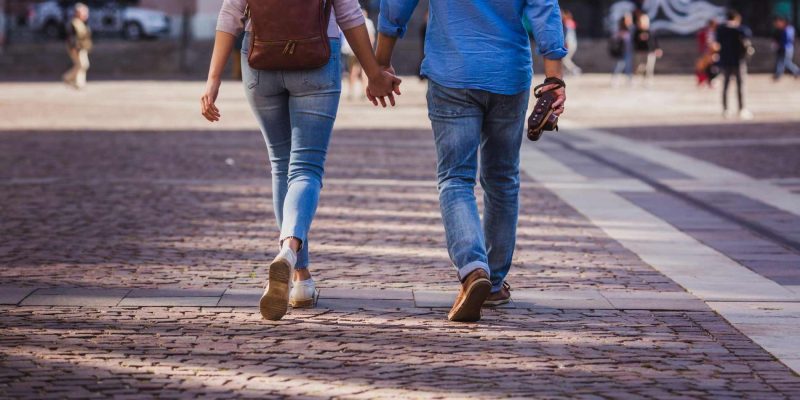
[523,0,568,115]
[375,0,419,67]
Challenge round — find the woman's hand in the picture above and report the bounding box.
[366,69,402,107]
[201,78,222,122]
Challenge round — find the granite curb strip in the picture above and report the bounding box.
[0,287,771,312]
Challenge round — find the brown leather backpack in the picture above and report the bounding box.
[245,0,332,70]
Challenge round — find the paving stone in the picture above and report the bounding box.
[319,288,413,301]
[33,288,131,296]
[218,289,262,307]
[127,288,226,298]
[413,290,457,308]
[19,288,130,306]
[0,287,37,305]
[315,298,414,311]
[513,290,615,310]
[602,291,711,311]
[117,297,221,307]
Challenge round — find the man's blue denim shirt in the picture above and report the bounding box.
[379,0,568,95]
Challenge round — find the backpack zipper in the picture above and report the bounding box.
[253,36,323,55]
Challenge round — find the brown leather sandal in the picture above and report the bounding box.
[527,77,566,142]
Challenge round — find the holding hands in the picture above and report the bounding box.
[366,66,402,107]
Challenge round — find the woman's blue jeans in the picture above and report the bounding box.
[242,34,341,269]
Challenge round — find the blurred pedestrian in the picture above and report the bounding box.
[696,19,719,87]
[611,13,634,87]
[772,16,799,81]
[633,10,661,86]
[341,8,376,100]
[715,10,753,119]
[62,3,92,90]
[562,9,581,75]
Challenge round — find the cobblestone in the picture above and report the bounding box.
[0,128,680,293]
[1,307,799,399]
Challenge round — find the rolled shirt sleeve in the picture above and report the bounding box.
[523,0,568,60]
[378,0,420,38]
[216,0,246,36]
[333,0,366,31]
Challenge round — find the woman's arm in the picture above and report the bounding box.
[201,31,236,122]
[342,25,401,107]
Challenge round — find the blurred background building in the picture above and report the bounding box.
[0,0,798,78]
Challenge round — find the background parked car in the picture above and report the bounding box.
[28,0,170,40]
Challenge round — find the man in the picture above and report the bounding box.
[773,16,800,81]
[376,0,567,322]
[62,3,92,90]
[632,10,662,86]
[715,10,753,120]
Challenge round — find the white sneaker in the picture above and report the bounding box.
[290,278,316,308]
[739,109,754,120]
[260,247,297,321]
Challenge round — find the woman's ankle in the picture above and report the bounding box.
[281,237,302,253]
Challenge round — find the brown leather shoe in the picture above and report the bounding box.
[483,281,511,307]
[448,269,492,322]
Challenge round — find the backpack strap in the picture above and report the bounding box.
[322,0,333,29]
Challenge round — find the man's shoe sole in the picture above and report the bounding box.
[448,278,492,322]
[260,259,291,321]
[482,298,510,307]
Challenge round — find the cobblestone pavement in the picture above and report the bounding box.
[0,128,679,292]
[1,76,799,398]
[3,306,800,399]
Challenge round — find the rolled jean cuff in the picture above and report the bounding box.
[491,282,504,294]
[457,261,490,282]
[295,264,309,270]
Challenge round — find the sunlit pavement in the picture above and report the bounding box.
[1,74,799,398]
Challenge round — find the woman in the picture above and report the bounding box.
[561,9,582,76]
[696,19,719,87]
[201,0,401,321]
[611,13,634,87]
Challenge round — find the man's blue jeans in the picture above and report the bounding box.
[242,34,341,269]
[427,80,530,293]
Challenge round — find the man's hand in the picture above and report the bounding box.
[538,82,566,116]
[541,59,566,116]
